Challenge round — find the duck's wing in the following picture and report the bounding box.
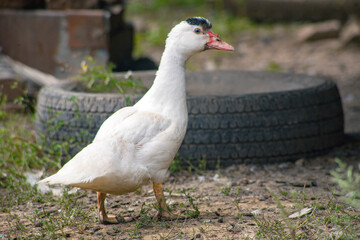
[39,141,121,185]
[93,106,138,141]
[93,109,173,146]
[39,109,173,188]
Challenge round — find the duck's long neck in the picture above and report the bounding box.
[136,46,189,119]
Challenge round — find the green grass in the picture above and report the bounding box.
[0,119,94,238]
[76,56,146,94]
[266,61,284,72]
[331,158,360,209]
[254,188,360,240]
[0,93,94,238]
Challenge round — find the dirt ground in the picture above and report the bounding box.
[3,146,359,239]
[72,149,360,240]
[2,21,360,239]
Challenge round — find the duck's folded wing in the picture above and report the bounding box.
[38,141,118,185]
[39,110,173,186]
[94,110,173,145]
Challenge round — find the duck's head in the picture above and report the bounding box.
[166,17,234,58]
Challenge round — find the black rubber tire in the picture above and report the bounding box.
[35,70,344,169]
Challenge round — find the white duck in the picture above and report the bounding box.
[39,17,234,224]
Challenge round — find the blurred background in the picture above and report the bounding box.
[0,0,360,132]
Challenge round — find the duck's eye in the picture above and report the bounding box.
[194,28,202,34]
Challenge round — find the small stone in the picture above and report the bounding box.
[124,216,133,222]
[132,200,140,206]
[116,214,126,223]
[195,233,202,238]
[295,158,305,167]
[242,212,253,217]
[55,228,71,237]
[197,175,205,182]
[288,207,312,218]
[217,217,224,223]
[240,178,249,185]
[106,231,117,236]
[251,209,262,216]
[232,224,243,232]
[275,180,287,185]
[226,223,234,231]
[259,195,270,201]
[93,226,102,232]
[278,163,290,169]
[203,219,211,223]
[213,174,220,181]
[45,207,59,215]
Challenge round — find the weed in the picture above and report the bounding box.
[136,202,154,228]
[0,94,7,119]
[181,189,200,218]
[184,159,206,175]
[266,61,283,72]
[77,56,145,94]
[219,186,232,196]
[216,158,222,170]
[198,155,207,171]
[279,190,289,197]
[169,155,183,173]
[0,87,95,238]
[331,158,360,209]
[254,187,360,239]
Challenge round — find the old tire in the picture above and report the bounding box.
[35,70,344,169]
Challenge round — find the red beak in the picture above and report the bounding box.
[206,31,234,51]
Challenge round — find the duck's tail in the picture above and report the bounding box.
[38,174,61,185]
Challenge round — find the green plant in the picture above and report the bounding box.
[253,187,360,240]
[77,56,145,94]
[169,155,183,173]
[219,186,231,196]
[266,61,283,72]
[198,155,207,171]
[181,189,200,218]
[0,87,94,238]
[331,158,360,209]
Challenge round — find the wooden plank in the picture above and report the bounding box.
[3,55,61,86]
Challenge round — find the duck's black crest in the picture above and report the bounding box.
[186,17,212,30]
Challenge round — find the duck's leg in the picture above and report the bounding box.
[153,183,173,220]
[97,192,118,224]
